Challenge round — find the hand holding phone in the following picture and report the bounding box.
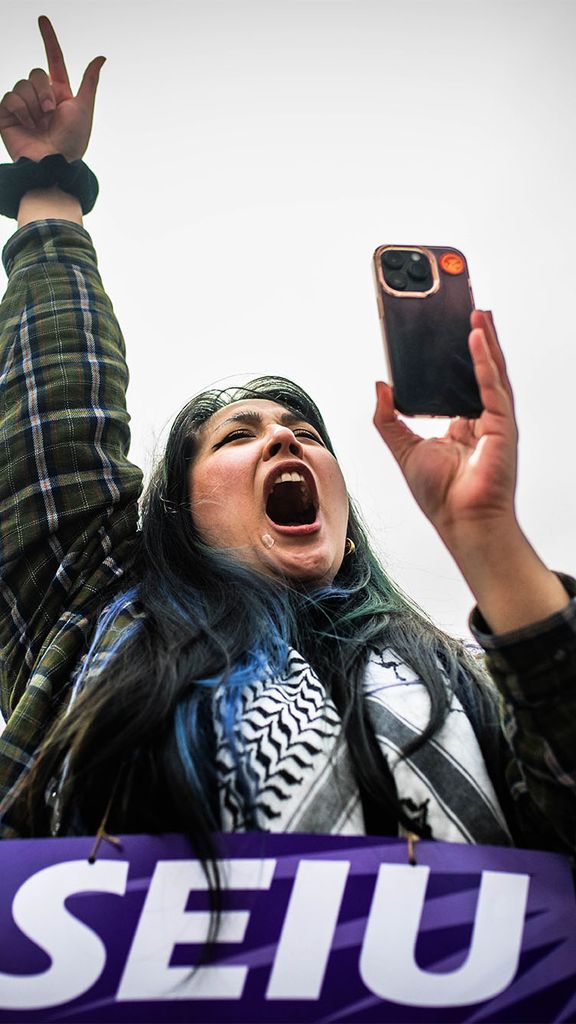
[373,308,518,540]
[373,309,572,636]
[373,244,482,418]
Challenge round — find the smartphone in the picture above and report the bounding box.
[372,244,482,418]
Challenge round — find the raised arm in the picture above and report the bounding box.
[373,311,576,853]
[0,19,142,816]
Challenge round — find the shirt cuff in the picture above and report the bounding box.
[2,219,96,278]
[469,572,576,703]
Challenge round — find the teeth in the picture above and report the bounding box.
[275,471,305,484]
[269,470,315,510]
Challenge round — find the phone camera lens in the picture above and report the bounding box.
[382,250,405,269]
[407,260,430,282]
[387,271,407,290]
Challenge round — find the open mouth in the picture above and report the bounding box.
[265,472,317,526]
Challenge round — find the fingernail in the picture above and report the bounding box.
[42,98,55,112]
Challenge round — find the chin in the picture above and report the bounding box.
[263,551,341,587]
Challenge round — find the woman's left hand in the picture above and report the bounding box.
[373,309,518,544]
[374,310,571,633]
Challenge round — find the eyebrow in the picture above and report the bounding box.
[209,409,309,436]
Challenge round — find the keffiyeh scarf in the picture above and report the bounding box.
[214,647,512,845]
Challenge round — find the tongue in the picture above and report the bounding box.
[266,481,315,526]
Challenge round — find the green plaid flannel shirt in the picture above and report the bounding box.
[0,220,142,834]
[0,219,575,855]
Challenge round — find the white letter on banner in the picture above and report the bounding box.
[359,865,529,1007]
[266,860,349,999]
[117,858,276,1001]
[0,860,128,1010]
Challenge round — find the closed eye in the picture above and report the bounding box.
[294,429,324,444]
[214,427,323,448]
[213,429,254,448]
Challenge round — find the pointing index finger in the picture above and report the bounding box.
[38,15,71,95]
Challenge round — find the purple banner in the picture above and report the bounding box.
[0,833,574,1022]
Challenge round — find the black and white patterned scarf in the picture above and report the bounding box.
[214,647,512,844]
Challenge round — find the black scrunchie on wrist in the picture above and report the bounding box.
[0,154,99,219]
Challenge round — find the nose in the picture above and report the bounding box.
[262,424,304,461]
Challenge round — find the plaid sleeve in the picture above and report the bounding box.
[0,220,143,722]
[469,572,576,853]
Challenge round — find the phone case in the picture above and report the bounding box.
[372,244,482,418]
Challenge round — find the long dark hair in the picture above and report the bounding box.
[18,376,499,853]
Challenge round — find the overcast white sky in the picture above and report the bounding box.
[1,0,575,641]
